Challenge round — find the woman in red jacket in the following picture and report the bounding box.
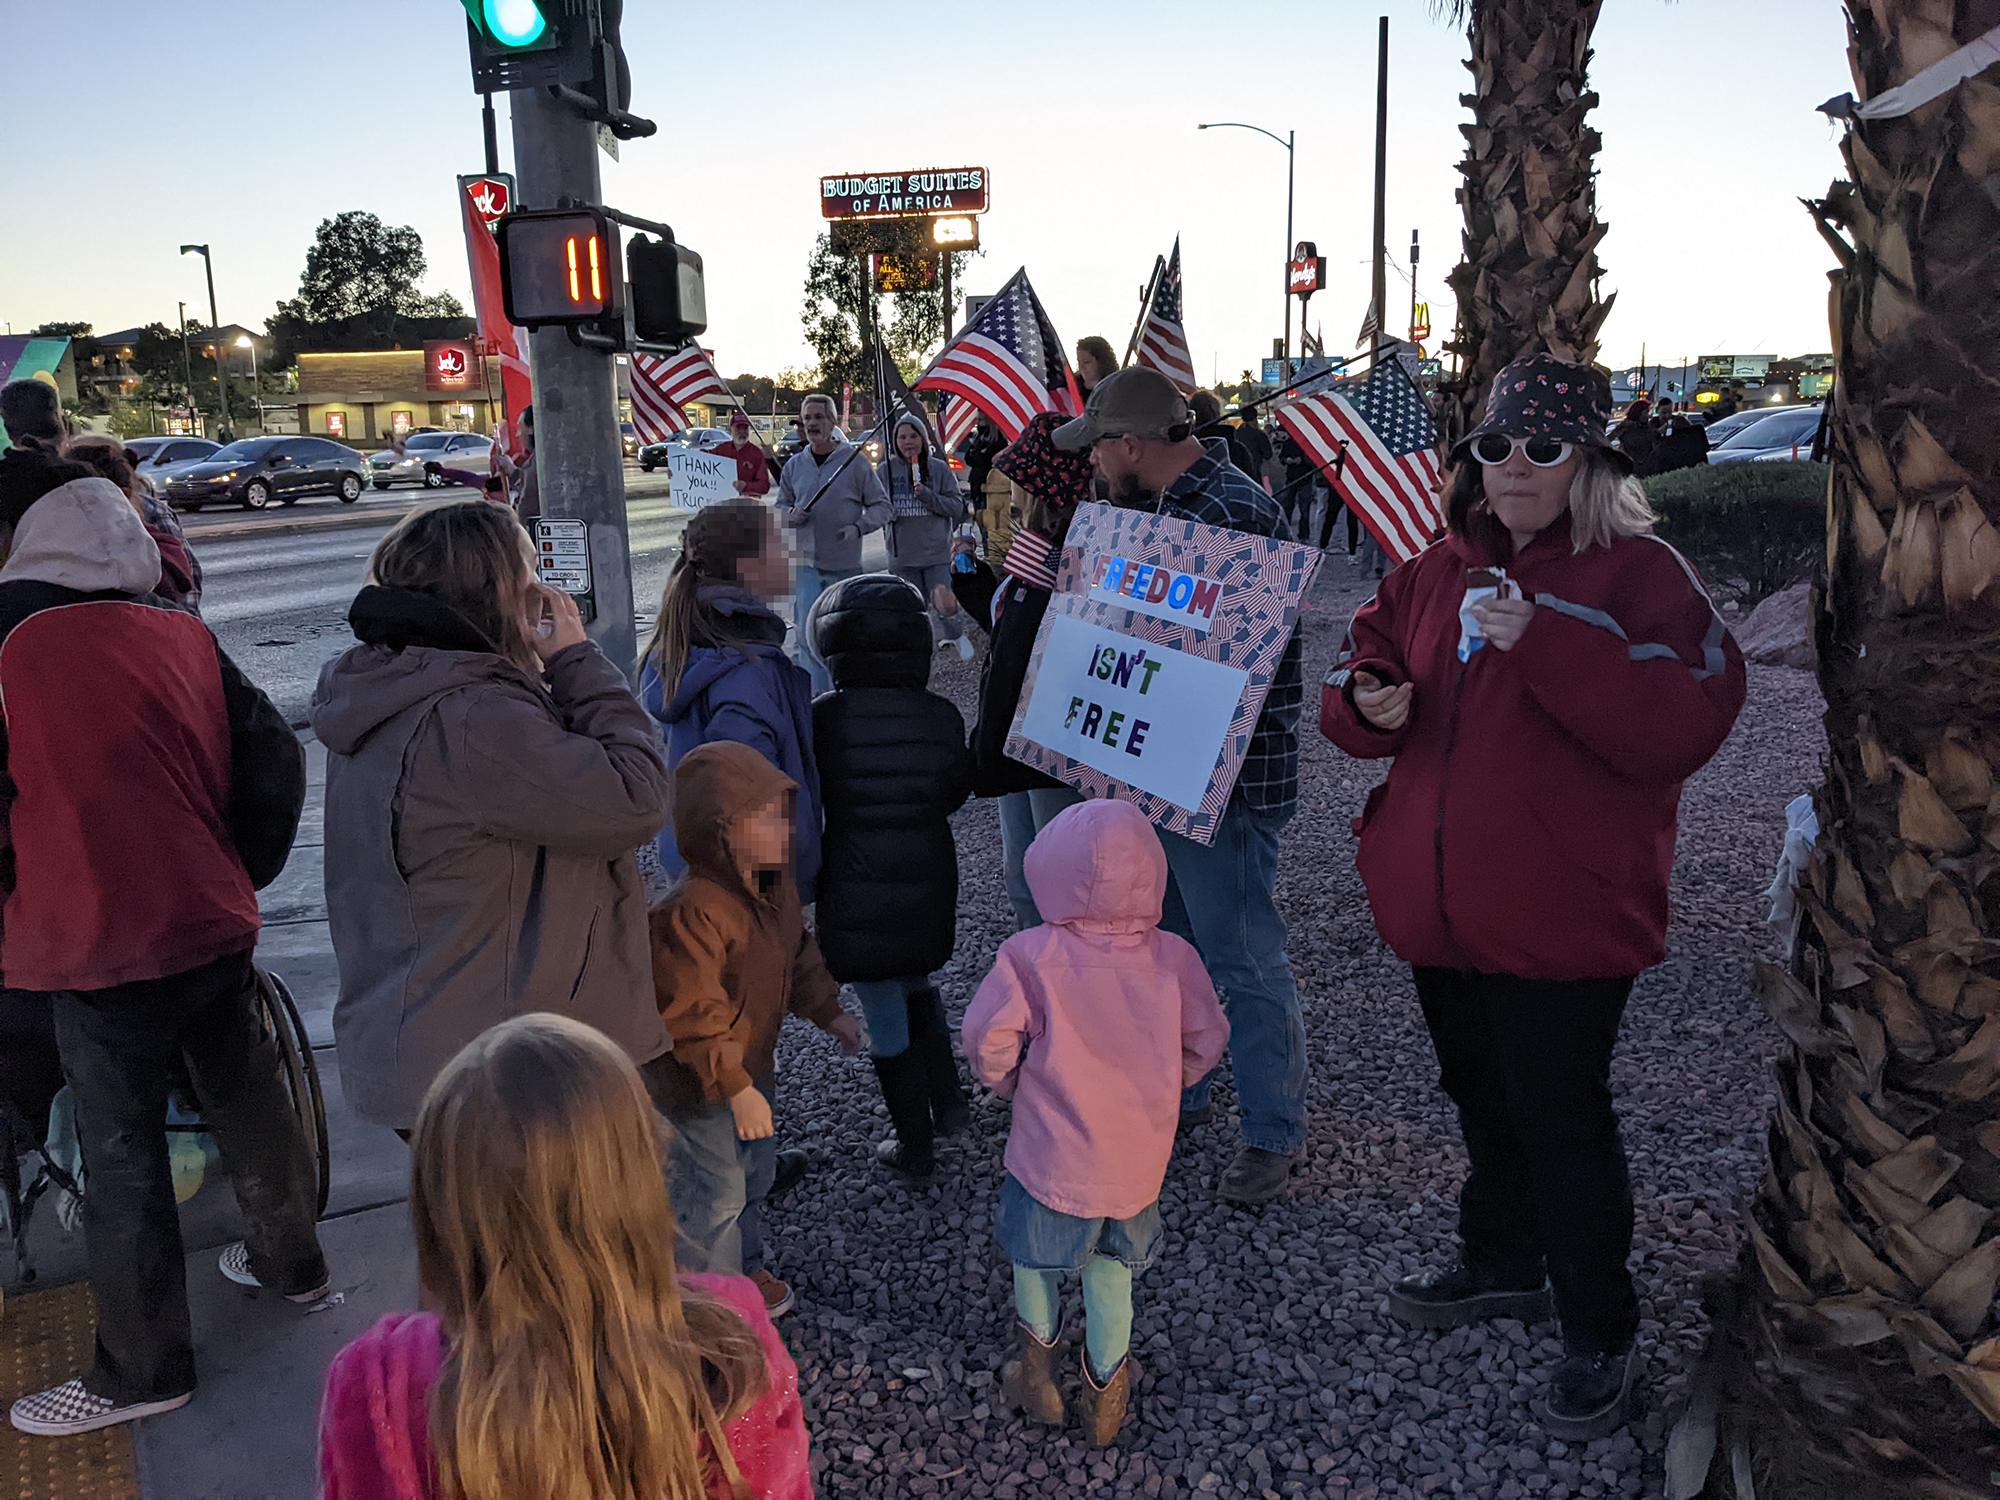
[1319,355,1745,1440]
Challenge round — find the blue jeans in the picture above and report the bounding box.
[668,1092,777,1277]
[852,975,935,1058]
[1160,798,1308,1156]
[997,785,1086,930]
[893,563,966,642]
[794,563,858,696]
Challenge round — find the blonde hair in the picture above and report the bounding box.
[412,1014,767,1500]
[642,499,775,700]
[368,501,539,671]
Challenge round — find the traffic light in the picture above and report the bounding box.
[627,233,706,346]
[498,208,621,328]
[463,0,570,92]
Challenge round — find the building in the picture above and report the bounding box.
[294,349,507,443]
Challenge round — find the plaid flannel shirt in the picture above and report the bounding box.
[1156,441,1303,821]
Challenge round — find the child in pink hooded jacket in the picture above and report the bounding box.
[962,797,1229,1447]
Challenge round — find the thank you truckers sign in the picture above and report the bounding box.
[1006,503,1320,845]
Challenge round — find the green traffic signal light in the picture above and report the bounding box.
[460,0,550,49]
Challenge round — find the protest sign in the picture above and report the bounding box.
[1005,502,1319,845]
[667,446,739,508]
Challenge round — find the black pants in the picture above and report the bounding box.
[50,949,327,1403]
[1412,966,1639,1356]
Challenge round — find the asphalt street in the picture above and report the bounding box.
[192,471,889,724]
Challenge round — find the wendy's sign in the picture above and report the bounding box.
[821,168,988,220]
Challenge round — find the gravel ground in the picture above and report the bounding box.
[756,558,1825,1500]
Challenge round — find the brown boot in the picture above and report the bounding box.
[999,1322,1064,1426]
[1078,1349,1138,1447]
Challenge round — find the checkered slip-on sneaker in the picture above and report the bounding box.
[217,1241,330,1304]
[10,1379,192,1436]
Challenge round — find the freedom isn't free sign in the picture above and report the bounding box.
[1007,503,1320,846]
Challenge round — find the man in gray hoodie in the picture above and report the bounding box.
[776,393,890,694]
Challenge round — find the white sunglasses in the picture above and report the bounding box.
[1470,434,1574,468]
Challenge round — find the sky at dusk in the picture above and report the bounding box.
[1,0,1856,383]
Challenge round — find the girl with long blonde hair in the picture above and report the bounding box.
[317,1012,812,1500]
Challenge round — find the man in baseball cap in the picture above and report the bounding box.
[1052,366,1313,1209]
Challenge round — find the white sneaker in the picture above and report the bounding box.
[10,1379,191,1436]
[218,1241,330,1304]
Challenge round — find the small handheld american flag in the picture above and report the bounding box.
[1276,358,1446,565]
[916,268,1079,442]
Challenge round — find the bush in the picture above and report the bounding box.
[1643,460,1827,607]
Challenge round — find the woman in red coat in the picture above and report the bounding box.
[1319,354,1745,1440]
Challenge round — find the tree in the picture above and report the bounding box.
[801,224,977,395]
[1435,0,1611,442]
[267,210,471,366]
[1677,6,2000,1496]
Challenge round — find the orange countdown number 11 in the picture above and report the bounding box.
[565,234,603,307]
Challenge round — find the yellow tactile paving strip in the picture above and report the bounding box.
[0,1284,139,1500]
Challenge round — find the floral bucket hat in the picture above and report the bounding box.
[1452,354,1627,470]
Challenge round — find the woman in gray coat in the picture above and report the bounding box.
[309,501,671,1131]
[878,412,972,658]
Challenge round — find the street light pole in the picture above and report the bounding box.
[176,300,195,435]
[179,244,230,438]
[1197,121,1296,375]
[237,335,262,435]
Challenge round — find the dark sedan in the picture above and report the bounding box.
[163,436,368,511]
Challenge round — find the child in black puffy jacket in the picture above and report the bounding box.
[807,573,975,1184]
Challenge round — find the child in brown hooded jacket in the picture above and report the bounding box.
[648,739,859,1318]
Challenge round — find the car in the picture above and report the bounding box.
[126,436,221,486]
[367,430,493,488]
[1700,404,1804,449]
[638,427,733,472]
[620,421,639,459]
[1706,405,1824,464]
[163,436,368,511]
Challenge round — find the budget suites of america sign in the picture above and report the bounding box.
[821,168,989,220]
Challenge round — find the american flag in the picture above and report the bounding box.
[630,345,730,444]
[916,268,1079,442]
[1276,358,1445,564]
[1132,238,1196,391]
[940,393,978,453]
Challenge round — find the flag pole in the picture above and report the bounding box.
[1123,253,1166,369]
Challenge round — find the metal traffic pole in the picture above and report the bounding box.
[509,84,637,675]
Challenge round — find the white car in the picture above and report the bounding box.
[367,431,494,488]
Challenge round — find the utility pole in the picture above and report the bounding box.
[510,85,636,673]
[176,300,195,435]
[180,244,230,436]
[481,91,500,175]
[1371,15,1389,361]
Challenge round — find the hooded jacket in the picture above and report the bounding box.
[647,740,845,1116]
[1319,511,1747,981]
[0,476,302,990]
[317,1273,813,1500]
[809,574,974,981]
[961,799,1230,1221]
[311,585,670,1129]
[775,436,891,572]
[638,586,822,899]
[876,417,968,571]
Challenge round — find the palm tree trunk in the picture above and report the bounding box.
[1439,0,1612,441]
[1690,4,2000,1495]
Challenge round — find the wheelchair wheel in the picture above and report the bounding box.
[255,967,330,1218]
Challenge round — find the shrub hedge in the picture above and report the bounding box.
[1643,460,1828,606]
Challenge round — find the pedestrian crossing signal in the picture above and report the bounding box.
[497,208,621,328]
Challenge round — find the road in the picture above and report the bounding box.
[192,472,886,724]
